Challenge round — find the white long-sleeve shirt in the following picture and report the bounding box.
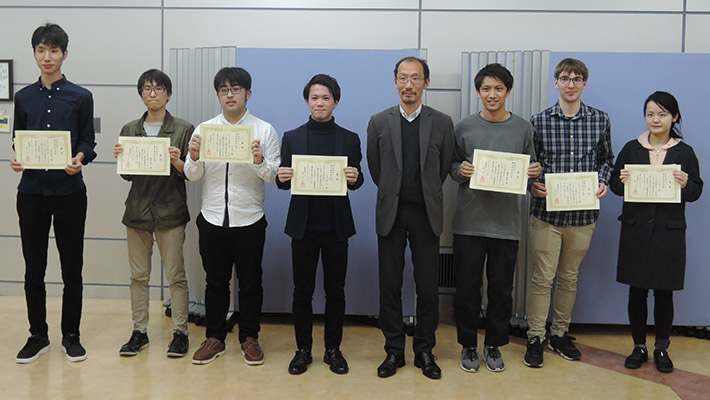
[184,111,280,227]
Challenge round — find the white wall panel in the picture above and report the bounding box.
[422,0,683,11]
[684,15,710,53]
[165,0,417,9]
[83,163,130,240]
[0,167,22,236]
[91,86,153,163]
[687,0,710,11]
[426,89,461,123]
[163,9,418,72]
[421,12,682,89]
[1,9,161,85]
[0,1,160,6]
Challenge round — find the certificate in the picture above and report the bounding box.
[14,130,71,170]
[199,124,254,163]
[469,149,530,195]
[545,172,600,211]
[291,155,347,196]
[624,164,681,203]
[117,136,171,176]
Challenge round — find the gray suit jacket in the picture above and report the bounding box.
[366,105,454,237]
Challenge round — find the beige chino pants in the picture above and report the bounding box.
[526,216,595,340]
[127,225,189,334]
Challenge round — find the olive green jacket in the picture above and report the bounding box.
[120,111,193,231]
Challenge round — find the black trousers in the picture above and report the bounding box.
[197,213,265,343]
[17,188,87,338]
[291,231,348,351]
[453,234,518,348]
[628,286,674,348]
[378,203,439,355]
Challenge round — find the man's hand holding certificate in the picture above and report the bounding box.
[116,136,171,176]
[469,149,530,195]
[545,172,600,211]
[14,130,72,170]
[198,124,254,163]
[290,155,348,196]
[622,164,681,203]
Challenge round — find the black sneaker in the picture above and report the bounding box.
[524,336,545,368]
[653,349,673,373]
[624,346,648,369]
[548,333,581,361]
[119,330,149,356]
[167,332,189,358]
[62,334,87,362]
[16,335,50,364]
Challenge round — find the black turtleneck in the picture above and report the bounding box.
[306,117,337,233]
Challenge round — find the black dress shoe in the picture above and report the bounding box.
[414,351,441,379]
[377,353,405,378]
[288,349,312,375]
[323,348,349,374]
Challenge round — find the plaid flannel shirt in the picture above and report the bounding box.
[530,101,614,227]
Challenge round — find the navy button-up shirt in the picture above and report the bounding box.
[13,75,97,196]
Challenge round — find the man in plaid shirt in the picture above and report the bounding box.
[523,58,614,368]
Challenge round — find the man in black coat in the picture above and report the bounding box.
[277,74,364,375]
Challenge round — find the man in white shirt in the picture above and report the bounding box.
[184,67,280,365]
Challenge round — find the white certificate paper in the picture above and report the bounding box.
[117,136,171,176]
[199,124,254,163]
[545,172,600,211]
[469,149,530,195]
[624,164,681,203]
[14,130,72,170]
[291,155,347,196]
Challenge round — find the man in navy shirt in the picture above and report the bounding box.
[12,23,97,364]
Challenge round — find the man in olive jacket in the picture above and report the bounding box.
[114,69,194,358]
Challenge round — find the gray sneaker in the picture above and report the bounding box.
[483,345,505,372]
[460,347,479,372]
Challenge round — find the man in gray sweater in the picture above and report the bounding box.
[449,63,540,373]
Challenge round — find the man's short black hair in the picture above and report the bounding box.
[303,74,341,102]
[31,23,69,53]
[394,57,430,80]
[213,67,252,92]
[137,69,172,96]
[474,63,514,92]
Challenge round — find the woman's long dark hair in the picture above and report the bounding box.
[644,91,682,139]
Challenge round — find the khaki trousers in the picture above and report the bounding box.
[127,225,189,334]
[526,216,595,340]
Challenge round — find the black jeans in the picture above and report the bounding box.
[453,234,518,348]
[291,231,348,351]
[18,188,87,338]
[197,213,265,343]
[378,203,439,355]
[628,286,674,348]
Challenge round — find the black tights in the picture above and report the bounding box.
[628,286,674,349]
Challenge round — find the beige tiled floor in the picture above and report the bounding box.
[2,296,708,400]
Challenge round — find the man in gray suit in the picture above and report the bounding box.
[367,57,454,380]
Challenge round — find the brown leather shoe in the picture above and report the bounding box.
[192,338,225,365]
[240,337,264,365]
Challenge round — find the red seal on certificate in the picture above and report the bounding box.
[480,177,485,183]
[554,198,559,204]
[26,156,31,162]
[633,190,638,195]
[125,162,131,168]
